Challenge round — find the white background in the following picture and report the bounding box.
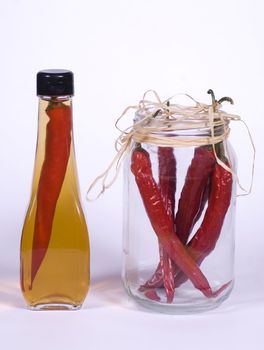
[0,0,263,349]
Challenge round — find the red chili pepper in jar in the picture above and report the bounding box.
[157,147,176,303]
[141,147,214,291]
[175,147,215,243]
[131,145,229,298]
[174,160,233,288]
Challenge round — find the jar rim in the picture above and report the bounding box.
[134,108,229,135]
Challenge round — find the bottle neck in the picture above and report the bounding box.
[36,96,73,160]
[38,95,72,102]
[31,96,80,195]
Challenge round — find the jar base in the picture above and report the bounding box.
[27,303,82,311]
[124,280,234,314]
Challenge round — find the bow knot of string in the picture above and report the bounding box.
[87,90,255,201]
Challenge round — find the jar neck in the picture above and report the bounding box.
[134,110,229,138]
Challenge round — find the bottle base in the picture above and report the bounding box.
[124,280,234,314]
[27,303,82,311]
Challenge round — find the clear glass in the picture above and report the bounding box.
[20,96,90,310]
[122,124,236,314]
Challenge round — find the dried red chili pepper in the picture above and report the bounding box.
[31,102,72,285]
[158,147,176,219]
[157,147,176,302]
[131,146,229,298]
[140,147,177,299]
[173,92,234,289]
[174,160,233,287]
[144,289,161,302]
[141,147,214,291]
[175,147,215,243]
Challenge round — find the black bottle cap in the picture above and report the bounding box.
[37,69,74,96]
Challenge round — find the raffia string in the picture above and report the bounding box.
[87,90,255,201]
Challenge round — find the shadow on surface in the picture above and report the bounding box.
[2,269,263,314]
[85,270,264,316]
[0,273,24,310]
[84,273,139,311]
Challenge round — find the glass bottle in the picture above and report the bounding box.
[20,70,90,310]
[122,97,237,313]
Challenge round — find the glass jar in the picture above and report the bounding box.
[122,109,236,314]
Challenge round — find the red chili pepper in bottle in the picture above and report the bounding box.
[131,146,229,298]
[31,103,72,285]
[174,160,233,287]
